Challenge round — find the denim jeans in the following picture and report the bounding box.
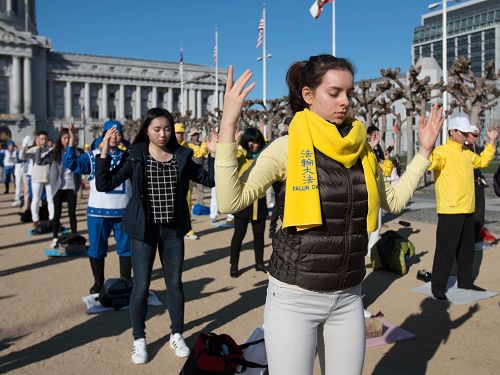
[130,222,185,340]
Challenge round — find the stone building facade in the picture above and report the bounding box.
[0,0,226,144]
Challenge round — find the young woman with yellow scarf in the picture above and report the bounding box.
[215,55,444,375]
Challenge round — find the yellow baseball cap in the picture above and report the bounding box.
[174,123,185,133]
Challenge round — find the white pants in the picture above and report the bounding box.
[31,182,54,222]
[210,187,218,220]
[264,279,365,375]
[14,164,24,201]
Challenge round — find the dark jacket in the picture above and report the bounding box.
[269,149,369,292]
[95,141,215,240]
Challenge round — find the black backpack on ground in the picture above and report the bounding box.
[98,278,133,310]
[19,203,49,223]
[57,234,87,254]
[31,220,52,234]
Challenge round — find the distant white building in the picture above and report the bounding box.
[0,0,226,145]
[355,0,500,154]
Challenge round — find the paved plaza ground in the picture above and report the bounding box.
[0,178,499,375]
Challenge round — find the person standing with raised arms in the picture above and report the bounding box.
[215,55,444,375]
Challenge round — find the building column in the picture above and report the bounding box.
[84,82,90,119]
[101,83,108,119]
[47,77,54,117]
[135,85,141,119]
[10,56,22,114]
[6,0,12,14]
[188,88,195,117]
[152,86,158,108]
[196,89,202,118]
[23,57,32,114]
[219,91,224,111]
[119,84,125,120]
[167,87,173,111]
[64,81,72,119]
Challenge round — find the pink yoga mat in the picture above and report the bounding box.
[366,321,415,348]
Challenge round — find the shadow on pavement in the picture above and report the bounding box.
[371,298,478,375]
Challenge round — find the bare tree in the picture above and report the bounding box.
[381,65,441,161]
[447,58,500,127]
[351,80,391,128]
[372,96,392,150]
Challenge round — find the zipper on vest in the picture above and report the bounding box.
[340,169,353,289]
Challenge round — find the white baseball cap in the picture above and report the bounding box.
[447,114,473,133]
[470,125,480,135]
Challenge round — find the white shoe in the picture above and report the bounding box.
[169,333,190,357]
[185,233,199,240]
[131,338,148,364]
[11,200,21,207]
[50,238,58,249]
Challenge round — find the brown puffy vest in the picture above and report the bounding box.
[268,149,369,292]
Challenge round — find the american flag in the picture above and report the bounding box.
[213,45,217,64]
[179,48,184,77]
[256,16,264,48]
[310,0,333,19]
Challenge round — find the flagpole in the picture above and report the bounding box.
[262,3,267,109]
[180,46,184,115]
[81,105,86,148]
[332,1,336,56]
[215,28,219,112]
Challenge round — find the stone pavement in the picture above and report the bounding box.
[0,186,499,374]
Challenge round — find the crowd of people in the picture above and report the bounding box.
[1,53,498,374]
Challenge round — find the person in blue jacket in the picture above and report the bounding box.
[64,120,132,294]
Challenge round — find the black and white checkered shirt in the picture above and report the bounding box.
[145,154,178,223]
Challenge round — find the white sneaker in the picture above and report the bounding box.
[185,233,199,240]
[131,338,148,364]
[50,238,58,249]
[11,200,21,207]
[169,333,190,357]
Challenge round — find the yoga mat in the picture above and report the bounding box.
[82,291,162,314]
[366,321,415,347]
[44,248,88,257]
[411,277,497,305]
[211,221,234,228]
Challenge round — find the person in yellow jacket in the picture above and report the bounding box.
[174,123,208,240]
[429,114,498,300]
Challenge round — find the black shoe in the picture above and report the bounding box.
[433,292,448,301]
[255,263,267,273]
[417,270,432,283]
[89,257,105,294]
[90,283,103,294]
[463,284,486,292]
[230,265,239,278]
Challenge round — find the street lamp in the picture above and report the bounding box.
[428,0,460,142]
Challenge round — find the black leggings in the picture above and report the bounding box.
[52,189,77,237]
[230,216,265,266]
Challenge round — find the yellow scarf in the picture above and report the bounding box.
[282,109,381,232]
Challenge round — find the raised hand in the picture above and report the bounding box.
[219,66,256,144]
[68,123,76,147]
[486,124,498,145]
[417,103,445,158]
[206,128,218,156]
[100,127,118,159]
[368,131,380,149]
